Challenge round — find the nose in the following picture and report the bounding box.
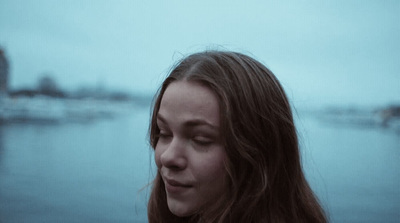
[159,137,187,170]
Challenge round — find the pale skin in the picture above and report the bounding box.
[155,80,227,217]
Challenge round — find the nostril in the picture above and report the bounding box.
[169,164,184,171]
[160,150,187,170]
[161,154,187,170]
[157,138,187,168]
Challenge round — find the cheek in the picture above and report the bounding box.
[154,144,162,168]
[194,149,227,182]
[193,153,228,206]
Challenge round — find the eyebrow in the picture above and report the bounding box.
[157,113,219,130]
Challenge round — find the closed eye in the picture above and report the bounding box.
[192,136,214,146]
[158,131,172,139]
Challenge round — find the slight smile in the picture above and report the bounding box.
[164,178,193,194]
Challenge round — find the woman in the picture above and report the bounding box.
[148,51,327,222]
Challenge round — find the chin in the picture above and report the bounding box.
[171,210,191,217]
[167,202,197,217]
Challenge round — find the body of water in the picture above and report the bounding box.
[0,106,399,222]
[298,113,399,223]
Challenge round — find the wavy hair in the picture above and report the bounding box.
[148,51,327,223]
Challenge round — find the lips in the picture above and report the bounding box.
[164,178,193,194]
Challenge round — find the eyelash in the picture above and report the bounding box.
[157,131,172,139]
[156,123,214,146]
[156,130,213,146]
[192,137,213,146]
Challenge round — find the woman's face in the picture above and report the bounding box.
[155,80,227,217]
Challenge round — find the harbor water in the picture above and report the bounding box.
[0,104,399,222]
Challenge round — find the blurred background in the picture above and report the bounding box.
[0,0,398,222]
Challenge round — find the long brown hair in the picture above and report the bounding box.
[148,51,327,223]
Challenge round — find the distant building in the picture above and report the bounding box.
[0,48,9,96]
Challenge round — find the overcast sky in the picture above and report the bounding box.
[0,0,399,107]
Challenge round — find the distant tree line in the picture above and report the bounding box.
[1,46,151,105]
[10,75,66,98]
[9,75,135,101]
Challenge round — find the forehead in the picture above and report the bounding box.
[158,81,220,126]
